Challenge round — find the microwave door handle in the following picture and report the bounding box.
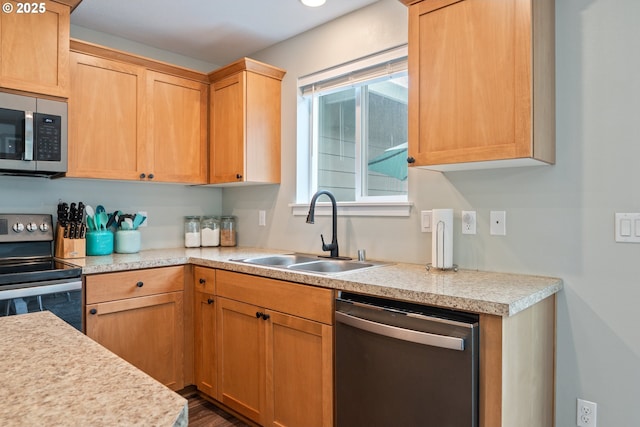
[24,111,33,161]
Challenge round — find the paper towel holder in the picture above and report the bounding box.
[426,220,458,273]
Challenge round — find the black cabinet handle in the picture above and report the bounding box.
[139,173,146,179]
[256,311,263,319]
[199,278,206,284]
[89,308,97,315]
[207,298,214,305]
[261,313,270,321]
[236,173,243,179]
[407,156,416,164]
[136,281,144,287]
[148,173,154,179]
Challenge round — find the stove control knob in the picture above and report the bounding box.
[26,222,38,232]
[39,223,49,232]
[12,223,24,233]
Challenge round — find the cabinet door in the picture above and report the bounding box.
[0,0,69,97]
[266,310,333,427]
[86,292,184,390]
[408,0,532,166]
[194,292,216,397]
[209,72,245,183]
[67,52,145,179]
[217,297,266,424]
[146,71,208,184]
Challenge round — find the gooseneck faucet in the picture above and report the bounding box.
[306,190,341,259]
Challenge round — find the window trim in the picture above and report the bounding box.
[296,44,410,209]
[289,201,413,218]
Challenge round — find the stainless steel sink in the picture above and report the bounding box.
[232,253,387,275]
[238,254,320,266]
[288,260,374,274]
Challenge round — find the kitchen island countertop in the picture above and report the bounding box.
[0,311,187,426]
[68,247,562,317]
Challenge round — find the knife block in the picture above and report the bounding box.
[54,225,86,259]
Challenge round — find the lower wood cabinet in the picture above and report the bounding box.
[194,267,217,398]
[197,269,334,427]
[85,266,185,391]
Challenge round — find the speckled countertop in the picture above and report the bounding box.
[0,311,187,427]
[68,247,563,317]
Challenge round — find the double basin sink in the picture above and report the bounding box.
[232,253,387,275]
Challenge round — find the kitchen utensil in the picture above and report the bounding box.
[85,205,96,231]
[96,205,106,215]
[105,210,120,230]
[132,214,146,230]
[98,211,108,230]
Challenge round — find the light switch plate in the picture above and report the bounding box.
[421,210,432,232]
[490,211,506,236]
[615,213,640,242]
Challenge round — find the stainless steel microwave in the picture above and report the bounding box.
[0,92,67,177]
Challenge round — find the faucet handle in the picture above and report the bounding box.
[320,234,337,252]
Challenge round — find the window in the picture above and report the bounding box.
[297,46,409,205]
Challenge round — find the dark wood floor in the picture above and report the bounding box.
[188,393,250,427]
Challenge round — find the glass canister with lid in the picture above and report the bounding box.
[220,216,237,247]
[200,216,220,247]
[184,216,201,248]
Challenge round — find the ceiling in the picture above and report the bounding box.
[70,0,380,66]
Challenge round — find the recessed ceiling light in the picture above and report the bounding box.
[300,0,326,7]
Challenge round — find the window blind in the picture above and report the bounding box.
[298,44,408,96]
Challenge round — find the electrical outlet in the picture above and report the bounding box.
[462,211,476,234]
[577,398,597,427]
[258,210,266,227]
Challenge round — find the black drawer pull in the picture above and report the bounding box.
[89,308,97,315]
[136,281,144,287]
[207,298,214,305]
[199,278,206,284]
[261,313,270,321]
[256,311,263,319]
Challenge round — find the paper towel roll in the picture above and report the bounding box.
[431,209,453,269]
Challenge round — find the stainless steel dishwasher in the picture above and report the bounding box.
[335,292,479,427]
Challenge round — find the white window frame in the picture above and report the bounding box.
[292,45,412,218]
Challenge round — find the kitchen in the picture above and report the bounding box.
[0,0,637,426]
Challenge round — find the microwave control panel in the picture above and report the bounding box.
[34,113,61,161]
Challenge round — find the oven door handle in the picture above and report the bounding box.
[335,310,465,351]
[0,280,81,300]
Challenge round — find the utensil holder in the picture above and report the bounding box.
[54,225,86,259]
[115,230,141,254]
[86,230,114,256]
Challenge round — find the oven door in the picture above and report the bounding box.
[0,279,82,331]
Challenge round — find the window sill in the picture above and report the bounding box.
[290,201,413,217]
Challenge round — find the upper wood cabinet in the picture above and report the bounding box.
[68,52,144,180]
[0,0,70,97]
[67,40,208,184]
[208,58,286,185]
[401,0,555,171]
[145,71,208,183]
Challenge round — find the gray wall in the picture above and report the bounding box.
[222,0,640,425]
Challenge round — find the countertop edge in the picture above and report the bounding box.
[70,248,563,317]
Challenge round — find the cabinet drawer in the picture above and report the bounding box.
[86,266,184,304]
[216,270,334,325]
[194,266,216,294]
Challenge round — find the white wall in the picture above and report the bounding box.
[223,0,640,425]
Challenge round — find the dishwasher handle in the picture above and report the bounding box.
[335,310,465,351]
